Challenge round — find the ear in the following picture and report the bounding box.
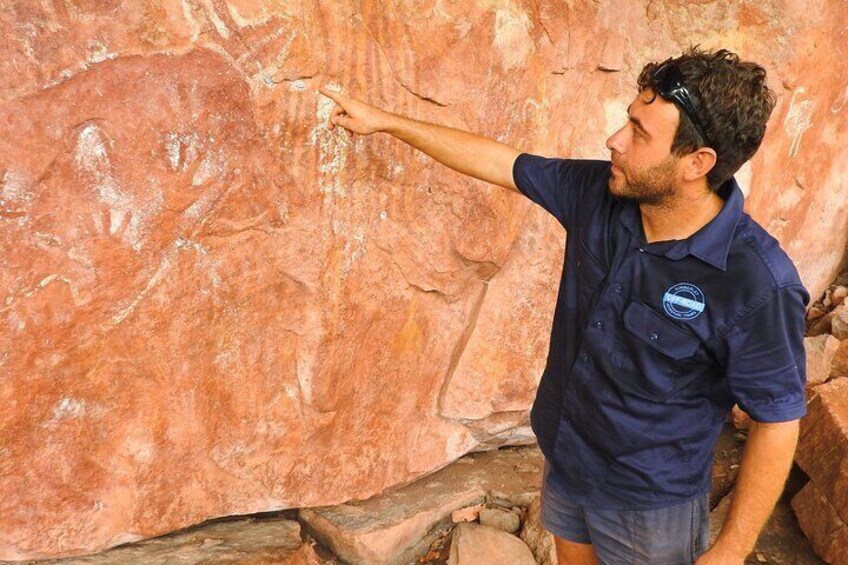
[683,147,717,182]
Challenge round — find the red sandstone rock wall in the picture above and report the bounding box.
[1,1,846,560]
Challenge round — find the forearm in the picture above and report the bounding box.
[382,113,521,191]
[712,419,799,558]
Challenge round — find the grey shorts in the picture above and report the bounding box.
[541,462,710,564]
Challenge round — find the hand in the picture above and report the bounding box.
[318,86,393,136]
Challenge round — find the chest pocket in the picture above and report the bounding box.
[614,300,701,401]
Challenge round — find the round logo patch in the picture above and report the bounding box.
[662,283,706,320]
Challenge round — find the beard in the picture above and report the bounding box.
[608,155,679,206]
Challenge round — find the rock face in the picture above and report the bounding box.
[2,0,847,560]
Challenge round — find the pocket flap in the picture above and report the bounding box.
[623,301,700,360]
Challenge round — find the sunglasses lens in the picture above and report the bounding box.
[654,63,680,96]
[651,62,709,146]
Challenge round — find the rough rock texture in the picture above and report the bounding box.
[792,481,848,565]
[519,496,557,565]
[478,507,520,534]
[795,379,848,518]
[832,340,848,380]
[2,0,848,560]
[448,523,536,565]
[299,446,542,565]
[26,517,327,565]
[808,307,839,337]
[451,505,485,524]
[794,379,848,562]
[805,335,842,386]
[831,306,848,340]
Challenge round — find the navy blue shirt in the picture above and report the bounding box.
[513,153,809,510]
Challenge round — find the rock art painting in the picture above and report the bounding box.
[1,0,846,560]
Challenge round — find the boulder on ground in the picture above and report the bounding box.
[831,306,848,340]
[519,495,557,565]
[452,504,485,523]
[448,523,536,565]
[830,341,848,380]
[795,379,848,519]
[479,507,521,534]
[804,335,841,386]
[792,480,848,564]
[808,305,841,336]
[833,286,848,306]
[299,446,542,565]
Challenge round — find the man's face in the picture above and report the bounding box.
[605,89,683,206]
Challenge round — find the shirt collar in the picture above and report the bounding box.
[617,177,744,272]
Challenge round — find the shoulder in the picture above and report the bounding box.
[568,158,614,183]
[733,213,804,289]
[512,155,615,229]
[722,213,809,327]
[513,154,610,183]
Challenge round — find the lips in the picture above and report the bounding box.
[610,153,624,175]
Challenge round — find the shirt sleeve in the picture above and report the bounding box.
[722,285,810,422]
[512,153,610,230]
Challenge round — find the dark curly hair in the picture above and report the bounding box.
[637,47,777,191]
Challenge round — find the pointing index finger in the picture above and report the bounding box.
[319,85,344,103]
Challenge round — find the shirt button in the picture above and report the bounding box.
[649,332,659,341]
[595,320,604,329]
[581,353,589,362]
[614,285,623,294]
[638,247,645,253]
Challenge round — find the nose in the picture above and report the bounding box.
[606,124,626,153]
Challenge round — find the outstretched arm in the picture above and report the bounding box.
[697,418,800,564]
[319,86,522,192]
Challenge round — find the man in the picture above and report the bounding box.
[319,47,808,564]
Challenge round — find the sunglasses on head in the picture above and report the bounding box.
[652,61,711,148]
